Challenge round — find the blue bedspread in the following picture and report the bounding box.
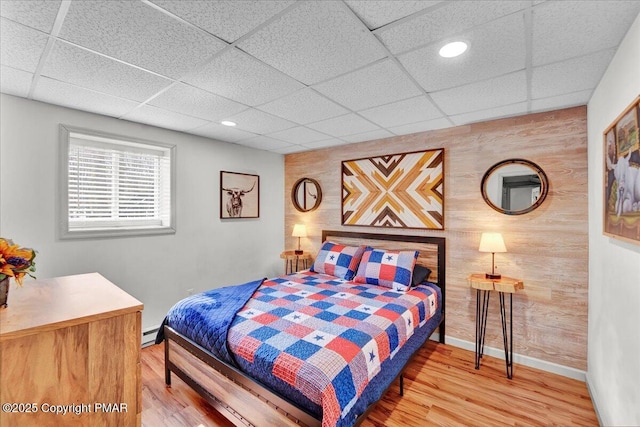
[155,278,264,365]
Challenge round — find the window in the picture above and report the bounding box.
[60,125,175,239]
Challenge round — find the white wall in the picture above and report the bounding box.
[0,94,285,332]
[587,14,640,426]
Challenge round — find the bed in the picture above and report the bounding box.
[158,230,446,427]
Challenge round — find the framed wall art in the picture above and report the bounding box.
[220,171,259,219]
[603,95,640,245]
[342,149,444,230]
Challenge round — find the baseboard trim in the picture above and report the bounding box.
[432,335,586,381]
[585,373,604,426]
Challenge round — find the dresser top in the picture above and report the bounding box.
[0,273,143,340]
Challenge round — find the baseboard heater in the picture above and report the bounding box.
[141,326,160,347]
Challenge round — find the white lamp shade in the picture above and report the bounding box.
[479,232,507,253]
[292,224,307,238]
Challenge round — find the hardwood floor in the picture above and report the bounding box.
[141,341,598,427]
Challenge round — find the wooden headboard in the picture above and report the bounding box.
[321,230,446,342]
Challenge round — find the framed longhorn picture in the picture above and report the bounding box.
[220,171,260,219]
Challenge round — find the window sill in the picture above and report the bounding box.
[60,225,176,240]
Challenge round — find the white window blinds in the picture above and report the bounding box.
[61,126,175,238]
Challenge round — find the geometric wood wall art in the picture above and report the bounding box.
[603,95,640,245]
[342,149,445,230]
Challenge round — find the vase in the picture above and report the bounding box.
[0,277,9,308]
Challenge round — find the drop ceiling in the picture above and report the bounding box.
[1,0,639,154]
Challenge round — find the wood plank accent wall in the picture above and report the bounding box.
[285,106,588,370]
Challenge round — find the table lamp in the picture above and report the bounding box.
[479,232,507,279]
[292,224,306,255]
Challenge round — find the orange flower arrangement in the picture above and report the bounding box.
[0,238,36,286]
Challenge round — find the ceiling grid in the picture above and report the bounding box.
[1,0,638,153]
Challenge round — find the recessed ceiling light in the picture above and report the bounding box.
[439,41,468,58]
[221,121,236,127]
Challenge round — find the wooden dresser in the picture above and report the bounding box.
[0,273,143,426]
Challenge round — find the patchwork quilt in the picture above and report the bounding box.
[228,271,439,427]
[160,271,440,427]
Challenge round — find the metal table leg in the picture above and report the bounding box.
[499,292,514,379]
[475,289,490,369]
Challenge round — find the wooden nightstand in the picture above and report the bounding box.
[468,273,524,379]
[280,251,313,274]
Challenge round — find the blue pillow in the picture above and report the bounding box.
[412,265,432,286]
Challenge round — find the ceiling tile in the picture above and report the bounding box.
[430,71,527,115]
[0,65,32,97]
[266,126,331,144]
[0,0,61,32]
[301,138,350,149]
[387,117,452,135]
[150,0,294,43]
[358,95,443,128]
[345,0,441,30]
[189,122,256,142]
[223,108,296,134]
[0,18,48,73]
[121,104,209,132]
[532,0,640,66]
[531,49,615,99]
[449,102,528,126]
[149,83,247,121]
[377,0,530,54]
[273,144,307,154]
[58,1,226,78]
[307,113,380,137]
[258,88,348,124]
[234,135,292,151]
[313,59,422,111]
[399,12,526,92]
[237,1,386,85]
[41,41,172,102]
[341,129,394,143]
[530,89,592,112]
[184,48,304,106]
[32,76,139,118]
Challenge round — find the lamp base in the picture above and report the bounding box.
[294,250,303,255]
[485,272,502,280]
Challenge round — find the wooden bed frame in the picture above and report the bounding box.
[163,230,446,427]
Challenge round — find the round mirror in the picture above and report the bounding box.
[292,178,322,212]
[481,159,549,215]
